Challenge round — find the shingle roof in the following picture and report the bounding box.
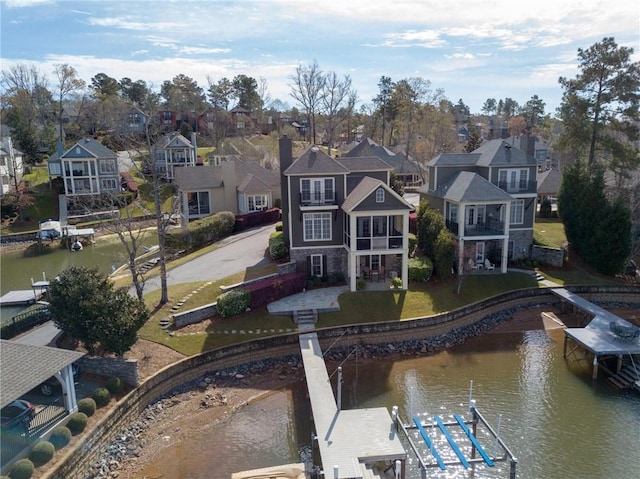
[435,171,514,203]
[342,176,413,212]
[284,146,349,175]
[61,138,116,159]
[237,173,272,192]
[156,132,193,149]
[473,139,537,167]
[537,168,562,196]
[1,340,84,408]
[336,156,392,172]
[175,165,223,189]
[427,153,481,167]
[343,137,422,175]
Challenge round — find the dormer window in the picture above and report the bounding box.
[376,188,385,203]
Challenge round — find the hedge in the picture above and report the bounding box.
[216,289,251,317]
[49,426,72,450]
[268,231,287,260]
[29,441,55,466]
[234,208,281,232]
[165,211,235,251]
[245,272,306,309]
[8,459,33,479]
[408,256,433,282]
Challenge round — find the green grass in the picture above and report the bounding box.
[534,217,567,248]
[318,272,537,327]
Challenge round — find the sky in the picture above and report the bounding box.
[1,0,639,115]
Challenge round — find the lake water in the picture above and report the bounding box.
[134,326,640,478]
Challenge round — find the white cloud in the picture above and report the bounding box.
[178,46,231,55]
[3,0,51,7]
[87,16,178,32]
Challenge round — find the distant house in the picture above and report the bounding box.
[152,132,197,181]
[536,168,562,202]
[47,138,120,209]
[174,158,280,224]
[0,136,24,196]
[157,109,178,131]
[279,138,414,291]
[229,106,255,136]
[207,138,262,166]
[417,138,538,273]
[343,137,424,188]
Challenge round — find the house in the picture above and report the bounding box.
[229,106,256,136]
[152,132,197,181]
[157,109,178,131]
[536,168,562,204]
[0,136,24,196]
[207,138,262,166]
[47,138,120,209]
[342,137,424,188]
[174,159,280,224]
[279,137,414,292]
[417,139,538,274]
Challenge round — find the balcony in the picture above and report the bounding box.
[356,235,403,251]
[299,191,338,207]
[497,180,536,194]
[446,218,505,237]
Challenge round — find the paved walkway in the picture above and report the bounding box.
[267,286,349,315]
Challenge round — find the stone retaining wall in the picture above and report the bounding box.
[76,357,140,387]
[531,245,565,267]
[42,285,640,479]
[173,303,218,328]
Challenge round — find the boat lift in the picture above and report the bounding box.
[392,382,518,479]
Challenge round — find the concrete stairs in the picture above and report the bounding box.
[294,309,317,329]
[607,365,640,389]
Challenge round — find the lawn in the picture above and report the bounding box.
[534,217,566,248]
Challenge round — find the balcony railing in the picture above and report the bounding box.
[356,235,403,251]
[497,180,536,194]
[300,191,337,206]
[446,218,505,237]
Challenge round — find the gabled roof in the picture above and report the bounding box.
[284,146,349,175]
[342,176,413,213]
[472,139,537,167]
[237,173,272,193]
[212,142,241,156]
[336,156,392,172]
[434,171,514,203]
[537,168,562,196]
[60,138,116,159]
[344,137,422,175]
[156,132,193,149]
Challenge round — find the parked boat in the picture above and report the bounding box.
[37,219,62,240]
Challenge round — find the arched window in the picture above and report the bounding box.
[376,188,384,203]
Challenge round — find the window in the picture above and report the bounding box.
[376,188,384,203]
[511,199,524,224]
[300,178,334,204]
[247,194,268,212]
[101,179,117,190]
[187,191,210,216]
[449,204,458,223]
[236,121,245,129]
[0,158,5,166]
[498,169,529,192]
[310,254,323,277]
[99,159,116,174]
[303,212,331,241]
[466,205,486,226]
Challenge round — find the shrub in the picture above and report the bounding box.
[77,398,96,417]
[66,412,88,435]
[29,441,55,467]
[390,276,403,289]
[407,232,418,256]
[106,377,125,394]
[539,198,552,218]
[92,387,111,407]
[216,289,251,318]
[275,221,283,231]
[49,426,72,450]
[356,279,367,290]
[9,459,34,479]
[268,231,288,260]
[408,256,433,282]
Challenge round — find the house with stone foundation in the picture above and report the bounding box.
[279,137,414,291]
[417,138,538,274]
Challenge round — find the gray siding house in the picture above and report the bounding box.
[279,137,414,292]
[152,132,196,181]
[417,139,538,274]
[47,138,120,210]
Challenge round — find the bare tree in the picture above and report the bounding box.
[53,64,86,141]
[321,71,356,155]
[289,60,325,144]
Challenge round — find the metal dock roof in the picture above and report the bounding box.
[299,332,406,478]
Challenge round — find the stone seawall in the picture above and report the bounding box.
[41,285,640,479]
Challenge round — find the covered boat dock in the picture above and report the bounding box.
[554,288,640,380]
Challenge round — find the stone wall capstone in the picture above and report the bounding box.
[531,245,565,267]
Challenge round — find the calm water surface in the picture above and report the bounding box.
[135,327,640,479]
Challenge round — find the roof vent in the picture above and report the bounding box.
[504,143,512,149]
[311,146,319,152]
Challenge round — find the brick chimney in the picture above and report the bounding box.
[279,136,292,246]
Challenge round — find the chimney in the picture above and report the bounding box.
[191,132,198,164]
[279,136,292,246]
[221,160,238,214]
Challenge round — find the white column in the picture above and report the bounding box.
[349,214,358,291]
[402,212,409,289]
[502,201,511,273]
[57,365,78,413]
